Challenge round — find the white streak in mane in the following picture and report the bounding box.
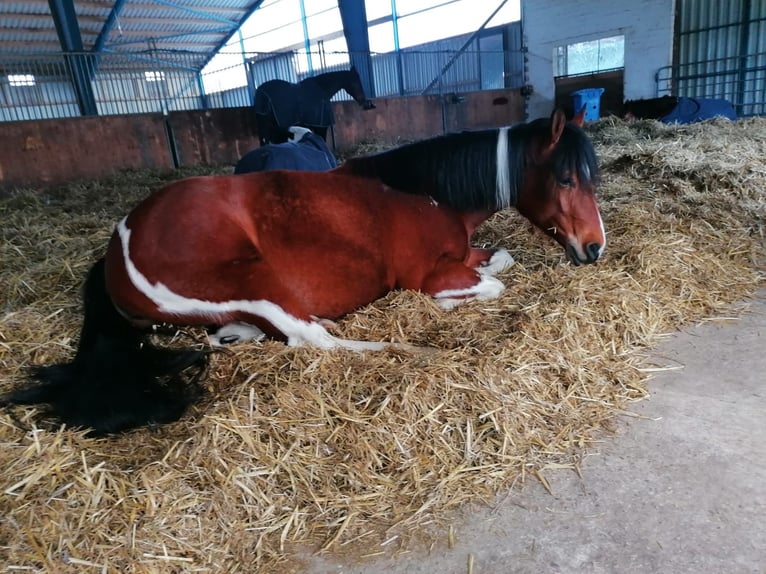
[495,127,511,207]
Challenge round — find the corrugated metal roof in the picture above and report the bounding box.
[0,0,264,68]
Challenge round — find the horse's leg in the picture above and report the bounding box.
[208,314,345,346]
[204,267,417,352]
[236,300,416,352]
[209,322,266,346]
[465,247,516,276]
[1,259,208,434]
[256,114,269,146]
[421,260,506,310]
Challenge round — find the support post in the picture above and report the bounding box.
[48,0,98,116]
[338,0,375,97]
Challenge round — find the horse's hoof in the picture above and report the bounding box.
[209,323,266,347]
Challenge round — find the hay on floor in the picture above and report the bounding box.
[1,118,764,572]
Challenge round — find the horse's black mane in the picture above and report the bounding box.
[342,118,599,212]
[344,129,507,211]
[543,119,600,190]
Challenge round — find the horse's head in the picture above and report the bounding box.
[516,108,605,265]
[348,66,376,110]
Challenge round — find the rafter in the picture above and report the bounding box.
[94,0,128,52]
[200,0,265,70]
[104,27,233,48]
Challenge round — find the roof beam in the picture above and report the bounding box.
[3,13,105,25]
[47,0,85,51]
[93,0,128,52]
[100,49,201,73]
[102,15,235,27]
[149,0,239,26]
[200,0,266,71]
[104,27,233,48]
[47,0,98,116]
[0,41,62,48]
[126,2,250,16]
[421,0,509,95]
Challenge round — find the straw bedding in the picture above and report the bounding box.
[1,118,764,572]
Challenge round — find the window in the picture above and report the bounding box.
[555,35,624,76]
[144,71,166,82]
[8,74,36,86]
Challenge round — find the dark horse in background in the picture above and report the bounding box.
[234,126,338,174]
[254,67,375,146]
[2,108,605,435]
[622,95,737,124]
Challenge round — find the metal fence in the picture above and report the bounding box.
[0,47,524,123]
[656,50,766,117]
[663,0,766,117]
[0,51,207,121]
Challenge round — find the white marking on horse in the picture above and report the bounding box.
[495,127,511,207]
[477,249,515,276]
[287,125,312,142]
[117,218,414,352]
[597,210,607,255]
[433,275,506,310]
[572,202,606,261]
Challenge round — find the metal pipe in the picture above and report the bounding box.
[421,0,508,95]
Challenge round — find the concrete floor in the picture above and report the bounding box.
[302,295,766,574]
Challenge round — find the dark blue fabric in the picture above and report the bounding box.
[234,132,338,174]
[661,97,737,124]
[254,78,334,129]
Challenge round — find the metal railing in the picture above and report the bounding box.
[656,51,766,117]
[0,48,524,123]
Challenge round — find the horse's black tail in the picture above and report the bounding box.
[1,259,209,435]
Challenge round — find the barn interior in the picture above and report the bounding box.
[1,1,764,572]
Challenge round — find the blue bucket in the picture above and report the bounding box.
[571,88,605,122]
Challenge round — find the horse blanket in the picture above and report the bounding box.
[234,129,338,174]
[661,97,737,124]
[254,77,335,129]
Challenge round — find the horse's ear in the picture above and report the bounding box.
[550,107,567,146]
[572,105,586,127]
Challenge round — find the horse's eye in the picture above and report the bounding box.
[558,177,573,188]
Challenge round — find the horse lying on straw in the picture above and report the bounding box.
[2,109,605,434]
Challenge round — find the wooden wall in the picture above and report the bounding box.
[0,88,525,192]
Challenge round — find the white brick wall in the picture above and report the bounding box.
[522,0,675,119]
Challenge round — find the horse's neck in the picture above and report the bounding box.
[314,72,349,98]
[343,131,515,212]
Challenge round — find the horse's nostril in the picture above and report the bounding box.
[586,242,602,261]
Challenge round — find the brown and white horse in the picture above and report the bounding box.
[3,109,605,434]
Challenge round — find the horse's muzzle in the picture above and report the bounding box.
[567,242,603,266]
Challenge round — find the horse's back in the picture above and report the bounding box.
[234,135,337,174]
[661,97,737,124]
[106,172,460,323]
[254,77,333,128]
